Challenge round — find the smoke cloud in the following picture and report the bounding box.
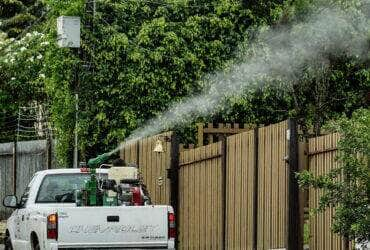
[112,1,370,153]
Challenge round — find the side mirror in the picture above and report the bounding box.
[3,195,18,208]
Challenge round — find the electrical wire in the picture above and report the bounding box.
[17,134,45,138]
[0,125,16,132]
[1,119,18,125]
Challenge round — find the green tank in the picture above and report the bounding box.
[76,152,114,206]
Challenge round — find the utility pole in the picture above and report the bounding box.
[57,0,95,168]
[57,16,81,168]
[74,0,95,167]
[73,93,79,168]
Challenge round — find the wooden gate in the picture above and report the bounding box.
[225,130,256,250]
[178,142,224,249]
[257,120,290,249]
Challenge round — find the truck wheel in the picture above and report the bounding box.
[33,243,40,250]
[4,236,13,250]
[31,234,40,250]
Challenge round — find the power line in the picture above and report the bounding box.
[1,119,18,126]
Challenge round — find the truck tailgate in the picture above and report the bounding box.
[57,206,169,248]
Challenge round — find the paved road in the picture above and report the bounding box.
[0,244,4,250]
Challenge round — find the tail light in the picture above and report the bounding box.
[47,213,58,240]
[168,212,176,238]
[80,167,90,173]
[131,187,143,206]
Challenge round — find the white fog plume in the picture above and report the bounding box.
[112,1,370,153]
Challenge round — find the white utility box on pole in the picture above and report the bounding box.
[57,16,80,48]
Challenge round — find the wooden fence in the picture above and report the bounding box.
[308,133,349,250]
[0,139,55,220]
[175,120,301,250]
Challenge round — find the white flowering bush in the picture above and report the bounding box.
[0,31,50,112]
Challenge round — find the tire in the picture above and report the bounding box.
[33,243,40,250]
[31,235,40,250]
[4,236,13,250]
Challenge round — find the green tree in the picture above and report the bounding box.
[0,31,49,142]
[0,0,46,142]
[43,0,286,164]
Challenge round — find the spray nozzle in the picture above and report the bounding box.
[87,152,112,168]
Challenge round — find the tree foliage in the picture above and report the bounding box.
[0,0,44,38]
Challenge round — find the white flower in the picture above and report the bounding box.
[26,33,32,37]
[36,54,43,60]
[28,57,34,62]
[10,58,15,63]
[39,73,45,78]
[20,47,26,52]
[41,41,49,46]
[11,77,15,80]
[9,38,14,42]
[4,58,8,63]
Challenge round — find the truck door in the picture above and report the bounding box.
[17,186,31,242]
[13,210,21,240]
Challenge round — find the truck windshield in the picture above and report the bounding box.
[36,173,107,203]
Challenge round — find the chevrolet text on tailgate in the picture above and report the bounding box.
[3,167,176,250]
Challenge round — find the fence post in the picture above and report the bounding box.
[46,137,52,169]
[136,141,140,166]
[197,123,204,147]
[221,136,227,250]
[287,119,302,250]
[253,127,259,250]
[169,133,179,248]
[298,138,309,249]
[12,140,17,195]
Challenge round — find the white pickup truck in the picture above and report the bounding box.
[2,168,176,250]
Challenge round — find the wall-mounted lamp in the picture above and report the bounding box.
[154,139,164,153]
[153,135,171,153]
